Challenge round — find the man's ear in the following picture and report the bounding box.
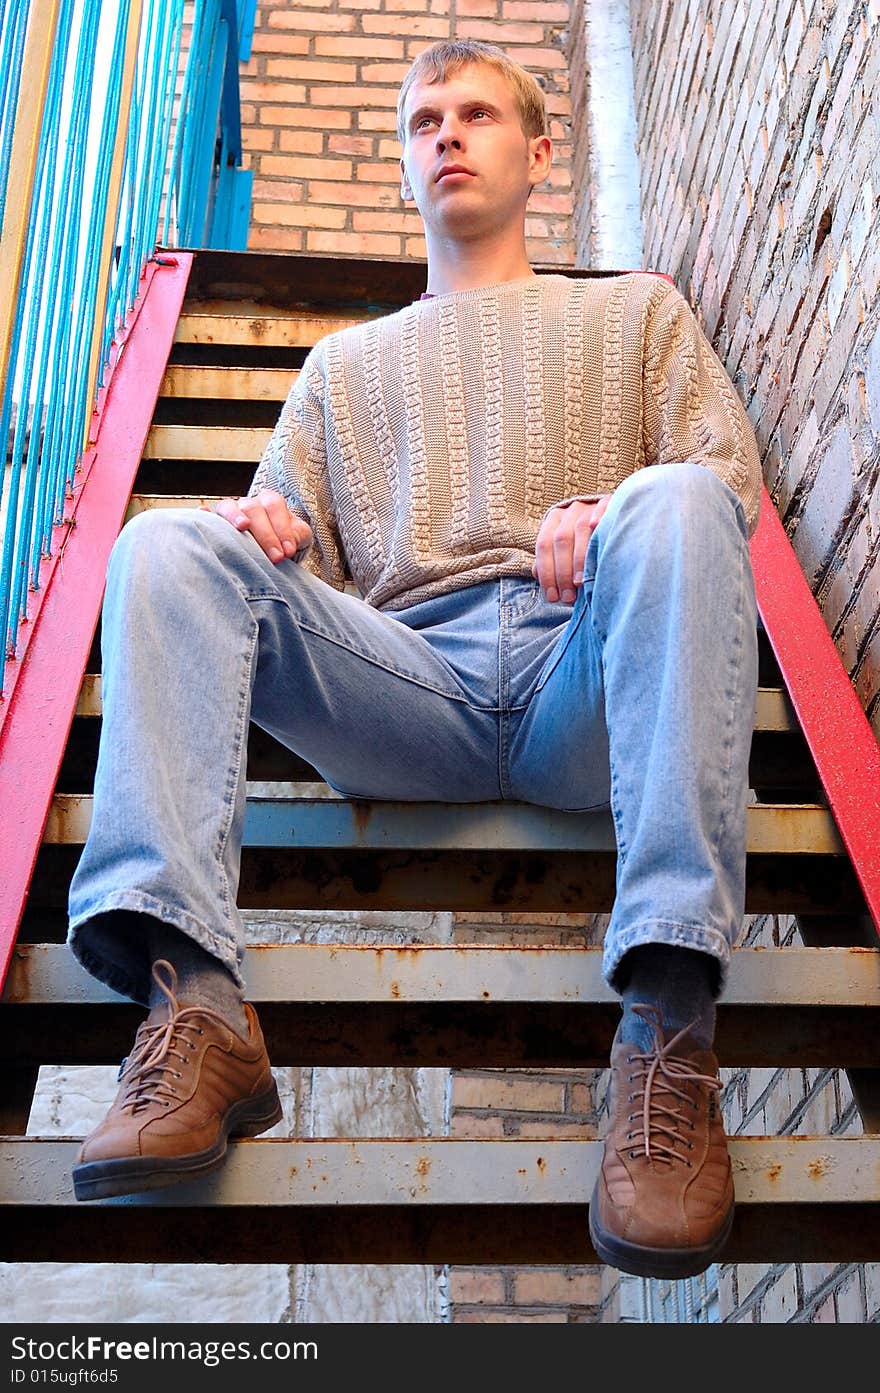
[527,134,553,190]
[400,158,413,202]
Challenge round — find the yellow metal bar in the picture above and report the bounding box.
[83,0,145,448]
[0,0,63,398]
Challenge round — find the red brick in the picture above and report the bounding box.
[307,229,402,256]
[457,0,500,15]
[263,156,353,181]
[249,33,311,55]
[452,1076,564,1110]
[240,80,306,105]
[252,202,348,229]
[315,85,400,107]
[353,161,401,183]
[456,20,545,42]
[271,108,352,131]
[359,62,413,83]
[514,1270,600,1305]
[247,225,303,252]
[269,131,324,155]
[310,179,399,207]
[268,11,355,31]
[362,15,449,37]
[358,110,399,131]
[328,134,376,155]
[448,1270,506,1303]
[315,36,405,59]
[385,0,450,9]
[504,0,568,16]
[265,59,358,83]
[449,1113,505,1138]
[241,129,277,151]
[353,210,424,232]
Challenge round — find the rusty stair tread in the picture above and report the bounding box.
[41,792,844,854]
[3,1138,878,1264]
[5,943,879,1007]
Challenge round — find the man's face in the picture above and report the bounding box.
[399,63,551,241]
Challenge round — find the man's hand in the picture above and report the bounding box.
[212,488,313,564]
[532,496,611,603]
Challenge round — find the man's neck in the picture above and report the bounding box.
[423,236,535,296]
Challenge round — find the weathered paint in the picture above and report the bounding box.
[0,253,193,992]
[751,482,880,935]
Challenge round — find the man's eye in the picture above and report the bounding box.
[471,109,490,119]
[415,116,435,130]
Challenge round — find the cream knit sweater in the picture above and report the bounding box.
[249,271,762,611]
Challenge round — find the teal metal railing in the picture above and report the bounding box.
[0,0,255,695]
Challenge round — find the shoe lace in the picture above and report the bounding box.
[623,1003,722,1167]
[118,959,232,1115]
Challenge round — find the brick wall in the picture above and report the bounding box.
[448,912,605,1323]
[628,0,880,1323]
[239,0,575,264]
[630,0,880,736]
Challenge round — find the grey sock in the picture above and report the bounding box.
[618,944,718,1052]
[147,922,249,1037]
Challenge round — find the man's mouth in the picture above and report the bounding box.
[436,165,474,182]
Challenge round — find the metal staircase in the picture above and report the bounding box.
[2,251,879,1269]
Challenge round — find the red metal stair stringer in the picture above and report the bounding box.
[0,253,194,989]
[749,482,880,937]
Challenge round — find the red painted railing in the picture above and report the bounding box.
[750,485,880,936]
[0,254,193,990]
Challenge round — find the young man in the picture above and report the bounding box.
[68,39,762,1280]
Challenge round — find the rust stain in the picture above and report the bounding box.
[807,1155,833,1180]
[249,318,265,339]
[351,800,374,838]
[290,1167,298,1177]
[766,1163,782,1182]
[536,1155,546,1175]
[415,1155,431,1179]
[389,979,400,998]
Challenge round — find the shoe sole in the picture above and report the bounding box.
[588,1196,735,1279]
[72,1082,283,1202]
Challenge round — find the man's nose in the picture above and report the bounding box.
[435,118,463,153]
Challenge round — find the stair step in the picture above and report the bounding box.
[1,1138,878,1264]
[173,306,373,348]
[160,365,297,400]
[9,943,877,1006]
[143,424,270,461]
[3,945,878,1068]
[42,792,843,854]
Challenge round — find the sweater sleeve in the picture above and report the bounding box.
[642,284,763,537]
[247,344,347,589]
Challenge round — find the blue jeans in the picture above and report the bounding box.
[68,461,758,1005]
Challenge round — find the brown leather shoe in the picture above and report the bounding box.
[73,959,282,1201]
[589,1003,734,1277]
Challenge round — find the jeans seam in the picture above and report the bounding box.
[293,615,493,708]
[711,534,747,879]
[215,617,257,941]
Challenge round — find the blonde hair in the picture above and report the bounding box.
[396,39,548,145]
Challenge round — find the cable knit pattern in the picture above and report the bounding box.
[596,276,627,496]
[522,280,546,522]
[250,272,762,611]
[479,291,510,546]
[438,299,470,554]
[325,333,386,574]
[400,307,431,566]
[561,279,587,500]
